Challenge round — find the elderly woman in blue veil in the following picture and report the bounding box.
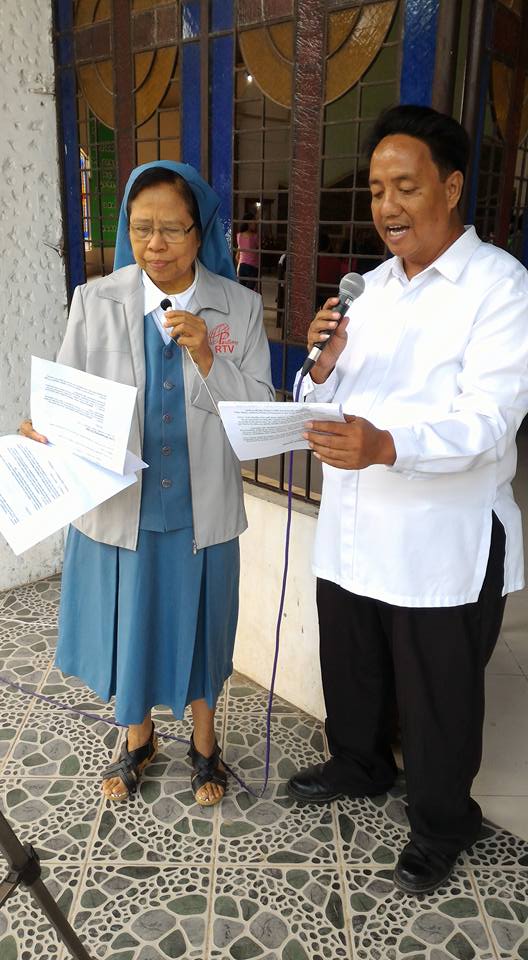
[20,162,273,805]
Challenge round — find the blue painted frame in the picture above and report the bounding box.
[400,0,440,106]
[210,34,234,242]
[181,5,234,247]
[211,0,233,32]
[181,41,202,171]
[54,0,85,300]
[182,1,200,39]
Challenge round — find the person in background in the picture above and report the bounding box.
[20,161,273,807]
[287,105,528,895]
[316,230,346,306]
[236,212,259,290]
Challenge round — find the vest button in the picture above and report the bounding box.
[161,478,172,489]
[162,413,172,423]
[161,445,172,456]
[163,380,174,390]
[164,348,173,359]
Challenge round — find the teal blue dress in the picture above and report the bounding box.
[56,314,240,725]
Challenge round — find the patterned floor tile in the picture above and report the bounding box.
[3,699,120,779]
[227,672,300,716]
[70,864,211,958]
[37,671,227,747]
[4,572,528,960]
[0,652,53,680]
[91,780,215,864]
[336,775,409,867]
[152,696,226,737]
[0,576,61,618]
[223,712,326,781]
[1,777,101,862]
[472,869,528,959]
[211,866,349,959]
[0,616,57,648]
[0,864,82,960]
[143,723,199,780]
[465,819,528,869]
[346,866,494,960]
[217,779,338,865]
[0,684,33,764]
[40,668,117,718]
[143,706,226,781]
[0,660,49,693]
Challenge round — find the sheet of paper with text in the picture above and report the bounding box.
[218,401,345,461]
[0,359,146,555]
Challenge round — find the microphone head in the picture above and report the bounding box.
[339,272,365,302]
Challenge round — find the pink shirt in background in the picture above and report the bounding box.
[237,231,259,267]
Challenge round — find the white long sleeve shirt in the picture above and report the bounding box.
[301,226,528,607]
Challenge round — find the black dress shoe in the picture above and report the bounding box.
[287,763,345,804]
[394,841,457,895]
[287,762,389,804]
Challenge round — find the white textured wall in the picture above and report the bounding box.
[0,1,68,589]
[236,490,325,721]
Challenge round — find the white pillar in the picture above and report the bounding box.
[0,2,68,589]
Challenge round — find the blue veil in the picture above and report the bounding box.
[114,161,236,281]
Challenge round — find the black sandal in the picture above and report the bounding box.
[188,733,227,806]
[102,722,158,801]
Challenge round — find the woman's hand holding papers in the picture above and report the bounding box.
[18,419,48,444]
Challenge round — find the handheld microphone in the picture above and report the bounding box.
[160,298,178,341]
[300,272,365,378]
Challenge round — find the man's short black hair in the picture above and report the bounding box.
[365,104,470,180]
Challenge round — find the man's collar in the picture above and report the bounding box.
[387,225,481,285]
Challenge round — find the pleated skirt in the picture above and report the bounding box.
[56,526,240,724]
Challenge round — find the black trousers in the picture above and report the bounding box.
[316,513,507,857]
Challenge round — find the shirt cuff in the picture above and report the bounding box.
[296,367,339,403]
[389,425,420,473]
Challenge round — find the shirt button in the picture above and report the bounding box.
[162,413,172,424]
[164,347,173,359]
[163,380,174,390]
[161,478,172,489]
[161,445,172,457]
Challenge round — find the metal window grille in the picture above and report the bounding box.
[239,3,403,504]
[475,98,505,244]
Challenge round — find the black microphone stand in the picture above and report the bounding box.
[0,809,94,960]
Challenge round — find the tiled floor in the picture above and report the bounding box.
[474,428,528,842]
[1,576,528,959]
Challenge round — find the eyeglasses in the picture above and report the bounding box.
[129,222,196,244]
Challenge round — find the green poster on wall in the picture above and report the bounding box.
[88,117,118,247]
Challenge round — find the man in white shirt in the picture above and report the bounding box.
[287,105,528,895]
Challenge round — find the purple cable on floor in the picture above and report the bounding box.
[0,377,305,801]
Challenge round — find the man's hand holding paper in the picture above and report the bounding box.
[304,414,397,469]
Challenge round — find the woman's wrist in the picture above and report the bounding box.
[196,347,214,377]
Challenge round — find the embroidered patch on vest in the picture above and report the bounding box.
[209,322,239,354]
